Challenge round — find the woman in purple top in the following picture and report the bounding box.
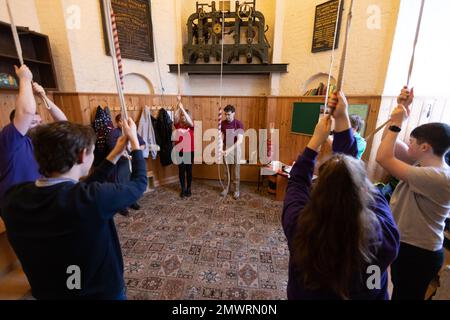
[282,91,400,300]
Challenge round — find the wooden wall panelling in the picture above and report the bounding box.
[265,96,383,178]
[0,91,16,129]
[0,91,55,129]
[2,91,396,184]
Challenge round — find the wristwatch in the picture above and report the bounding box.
[388,125,402,133]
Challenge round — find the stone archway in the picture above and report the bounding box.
[123,73,155,94]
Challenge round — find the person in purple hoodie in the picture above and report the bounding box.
[282,91,400,300]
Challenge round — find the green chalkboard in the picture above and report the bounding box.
[291,103,323,136]
[291,103,370,136]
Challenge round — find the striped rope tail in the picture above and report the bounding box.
[218,107,223,162]
[111,7,124,90]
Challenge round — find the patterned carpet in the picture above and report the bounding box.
[115,179,289,300]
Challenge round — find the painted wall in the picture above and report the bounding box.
[2,0,401,97]
[0,0,40,32]
[29,0,275,96]
[35,0,77,92]
[278,0,400,96]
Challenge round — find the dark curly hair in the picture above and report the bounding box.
[30,121,97,177]
[224,105,235,113]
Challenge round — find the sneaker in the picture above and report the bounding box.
[233,191,240,200]
[118,209,129,217]
[220,189,229,197]
[185,188,192,197]
[129,203,141,210]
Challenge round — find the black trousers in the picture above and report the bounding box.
[178,152,194,191]
[391,242,444,300]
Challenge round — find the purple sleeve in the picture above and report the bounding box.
[332,128,358,158]
[370,189,400,270]
[282,147,318,244]
[0,124,26,153]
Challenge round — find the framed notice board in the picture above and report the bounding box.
[101,0,154,62]
[312,0,344,53]
[291,103,323,136]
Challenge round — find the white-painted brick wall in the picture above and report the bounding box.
[0,0,40,31]
[1,0,402,97]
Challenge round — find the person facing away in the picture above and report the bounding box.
[282,91,400,300]
[349,114,367,159]
[220,104,244,200]
[376,86,450,300]
[107,113,146,216]
[0,65,67,211]
[1,119,147,300]
[173,99,195,198]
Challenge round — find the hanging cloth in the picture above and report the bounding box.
[92,106,114,166]
[138,106,158,159]
[155,108,174,167]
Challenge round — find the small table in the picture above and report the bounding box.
[257,164,290,202]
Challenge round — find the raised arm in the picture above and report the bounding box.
[177,100,194,128]
[13,65,35,135]
[282,116,331,241]
[92,118,147,217]
[85,134,128,183]
[380,87,415,165]
[328,91,358,157]
[32,82,68,122]
[376,104,413,182]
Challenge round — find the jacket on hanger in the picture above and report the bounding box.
[155,108,173,167]
[92,106,114,167]
[138,106,158,159]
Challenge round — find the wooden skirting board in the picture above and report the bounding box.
[193,163,261,183]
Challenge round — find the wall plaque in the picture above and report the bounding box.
[312,0,343,53]
[101,0,154,62]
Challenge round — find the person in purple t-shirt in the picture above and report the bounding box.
[0,65,67,211]
[220,105,244,200]
[282,91,399,300]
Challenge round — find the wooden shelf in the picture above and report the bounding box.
[0,21,58,91]
[0,53,52,65]
[168,63,288,75]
